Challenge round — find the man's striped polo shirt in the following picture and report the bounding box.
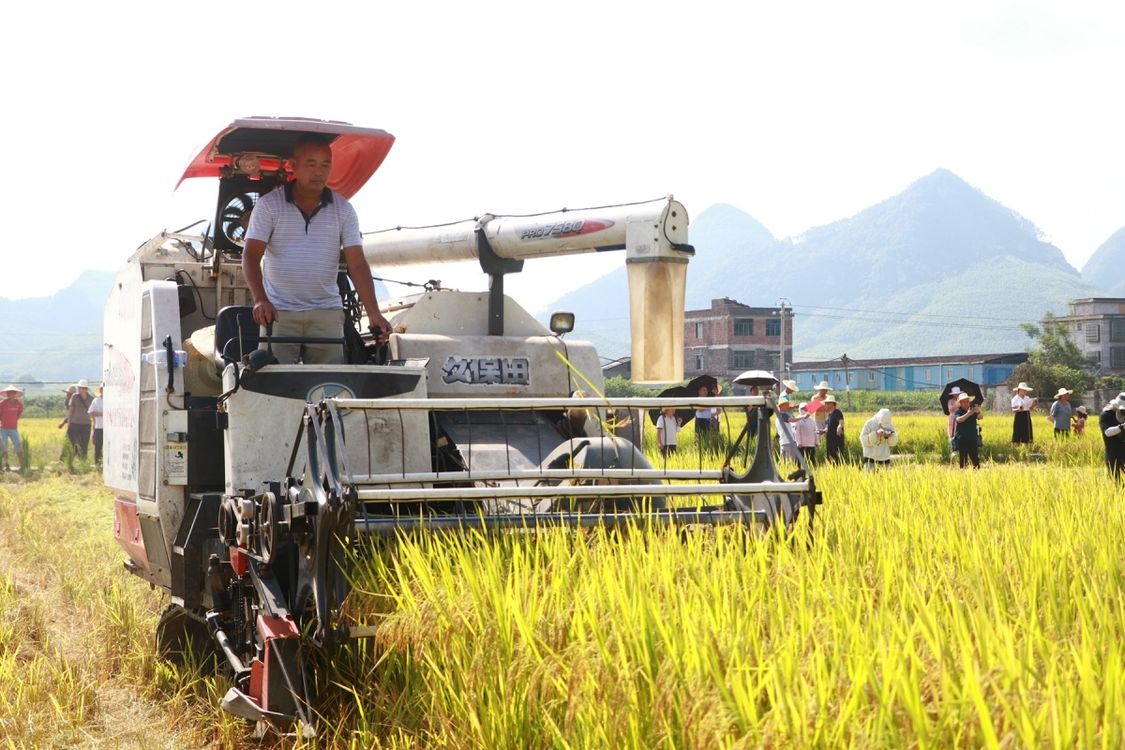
[245,183,362,312]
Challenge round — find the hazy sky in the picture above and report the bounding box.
[3,1,1123,311]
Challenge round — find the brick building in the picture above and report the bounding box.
[684,298,792,386]
[1054,298,1125,374]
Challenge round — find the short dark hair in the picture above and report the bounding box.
[292,133,332,156]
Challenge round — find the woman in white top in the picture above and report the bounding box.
[1011,382,1036,444]
[793,404,820,463]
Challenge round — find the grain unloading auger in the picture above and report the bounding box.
[102,117,822,736]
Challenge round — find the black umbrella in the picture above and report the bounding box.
[647,374,719,426]
[685,374,720,396]
[940,378,984,415]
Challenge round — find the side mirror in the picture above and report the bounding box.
[549,311,575,336]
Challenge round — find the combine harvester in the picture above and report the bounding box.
[103,117,822,735]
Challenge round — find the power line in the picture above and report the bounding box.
[792,303,1033,323]
[797,311,1026,332]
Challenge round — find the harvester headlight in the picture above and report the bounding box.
[549,311,575,336]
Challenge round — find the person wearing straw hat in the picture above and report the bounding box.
[953,392,984,469]
[1010,382,1036,444]
[1099,394,1125,480]
[822,395,846,463]
[60,379,94,460]
[793,402,819,463]
[810,380,830,431]
[1047,387,1073,438]
[0,385,24,471]
[775,396,799,463]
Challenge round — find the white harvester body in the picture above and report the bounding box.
[101,117,819,734]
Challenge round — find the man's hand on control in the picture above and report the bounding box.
[368,312,392,343]
[252,300,279,327]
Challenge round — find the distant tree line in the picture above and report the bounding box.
[17,395,67,419]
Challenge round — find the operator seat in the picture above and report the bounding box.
[213,305,260,364]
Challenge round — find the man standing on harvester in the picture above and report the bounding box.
[243,133,391,364]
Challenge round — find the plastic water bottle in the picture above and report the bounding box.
[141,350,188,367]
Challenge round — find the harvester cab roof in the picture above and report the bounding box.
[103,116,822,737]
[179,117,395,252]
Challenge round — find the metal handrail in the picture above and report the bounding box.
[355,480,806,502]
[349,468,727,484]
[329,395,772,411]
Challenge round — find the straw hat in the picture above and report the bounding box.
[1015,382,1033,392]
[781,379,798,392]
[957,392,972,403]
[1076,405,1088,415]
[1054,387,1072,398]
[823,395,837,404]
[949,386,962,396]
[0,384,23,396]
[777,395,794,407]
[76,379,90,388]
[814,380,830,390]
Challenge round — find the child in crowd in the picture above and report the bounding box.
[1073,405,1088,437]
[656,407,681,457]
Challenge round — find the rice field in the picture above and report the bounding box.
[1,413,1122,748]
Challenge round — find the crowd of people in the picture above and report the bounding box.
[0,380,103,472]
[5,372,1125,482]
[1008,382,1122,479]
[772,380,849,466]
[656,376,1125,481]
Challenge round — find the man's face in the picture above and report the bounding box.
[291,144,333,192]
[1060,394,1069,403]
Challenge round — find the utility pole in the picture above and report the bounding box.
[776,297,791,386]
[841,353,852,410]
